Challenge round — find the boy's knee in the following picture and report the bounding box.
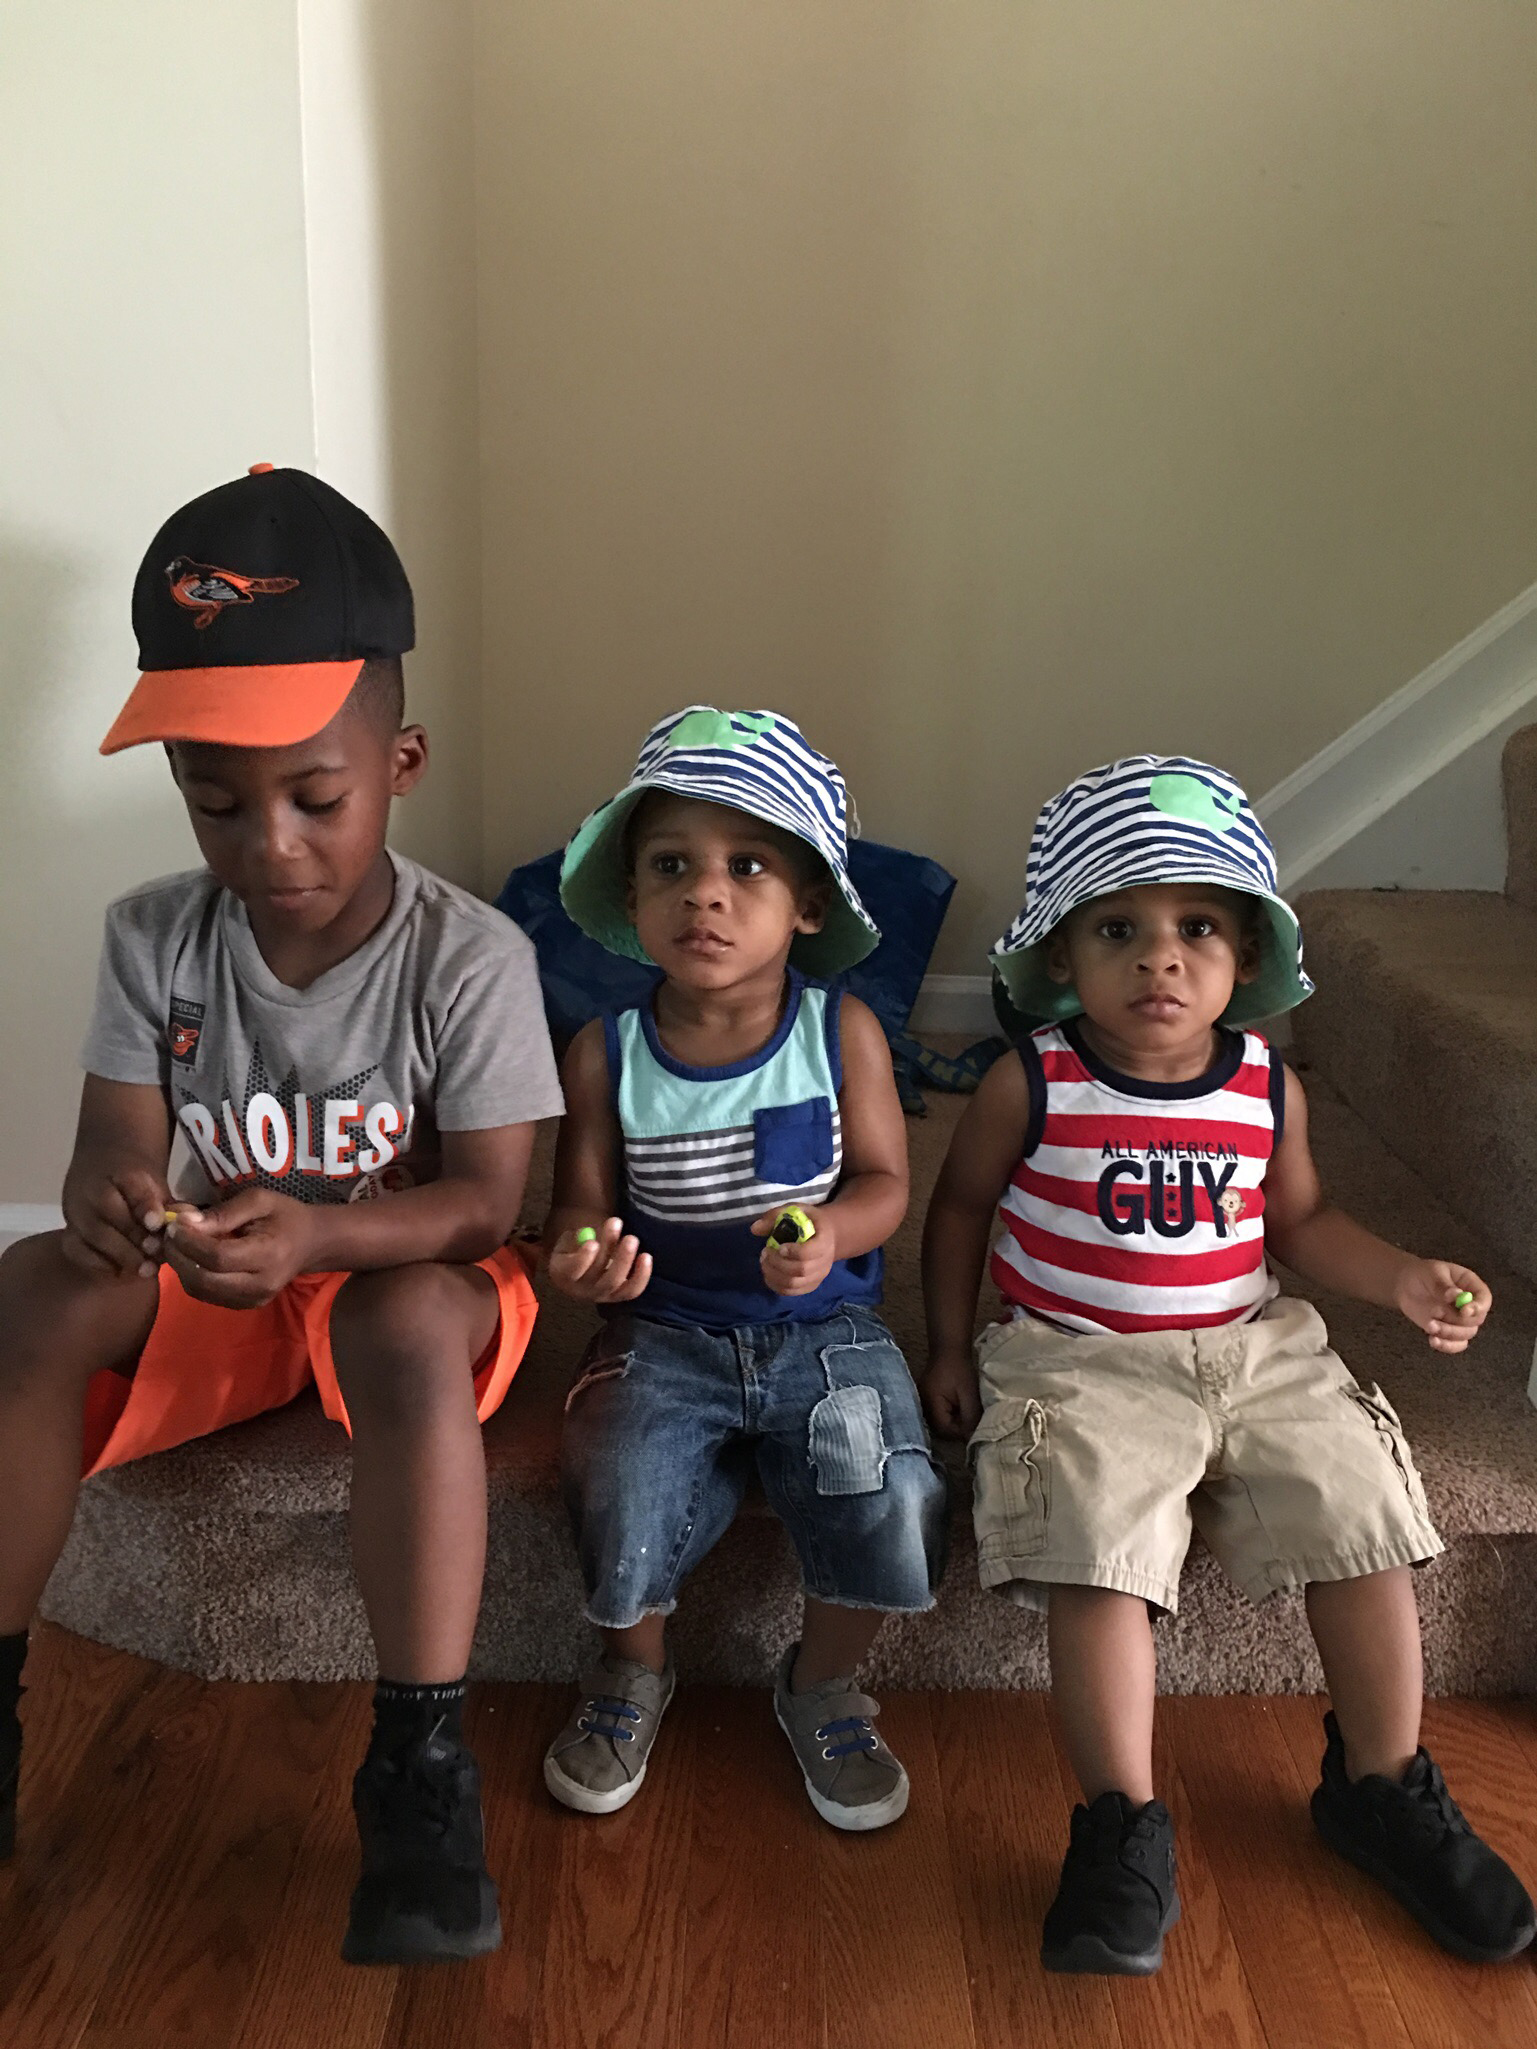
[0,1232,157,1392]
[329,1264,489,1423]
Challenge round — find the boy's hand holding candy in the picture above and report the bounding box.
[752,1202,837,1296]
[162,1191,321,1309]
[60,1160,174,1281]
[1393,1258,1491,1354]
[547,1217,653,1303]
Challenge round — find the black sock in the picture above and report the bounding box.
[368,1676,467,1759]
[0,1632,26,1721]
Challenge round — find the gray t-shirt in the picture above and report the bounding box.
[82,852,563,1208]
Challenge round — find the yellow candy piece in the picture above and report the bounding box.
[770,1205,817,1247]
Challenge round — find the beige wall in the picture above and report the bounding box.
[0,0,483,1200]
[301,0,483,888]
[476,0,1537,969]
[0,1,315,1201]
[4,1,1537,1197]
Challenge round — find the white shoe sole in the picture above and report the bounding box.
[773,1699,910,1832]
[543,1750,649,1815]
[543,1668,676,1816]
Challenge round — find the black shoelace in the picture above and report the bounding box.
[1381,1759,1470,1847]
[370,1718,460,1839]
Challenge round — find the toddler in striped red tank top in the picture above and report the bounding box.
[921,756,1531,1978]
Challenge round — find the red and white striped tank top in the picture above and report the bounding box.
[992,1023,1284,1336]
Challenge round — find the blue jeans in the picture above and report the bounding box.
[561,1305,949,1629]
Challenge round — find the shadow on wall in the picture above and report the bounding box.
[0,533,195,1199]
[354,0,483,891]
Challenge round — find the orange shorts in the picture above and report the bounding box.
[80,1244,537,1479]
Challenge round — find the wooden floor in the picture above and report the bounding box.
[3,1628,1537,2048]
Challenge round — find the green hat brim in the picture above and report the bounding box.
[560,787,879,978]
[990,894,1311,1032]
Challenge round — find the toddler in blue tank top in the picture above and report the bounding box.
[540,707,947,1828]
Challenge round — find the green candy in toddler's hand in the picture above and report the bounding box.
[1453,1290,1474,1310]
[574,1227,598,1247]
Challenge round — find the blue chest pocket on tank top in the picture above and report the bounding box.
[753,1098,834,1185]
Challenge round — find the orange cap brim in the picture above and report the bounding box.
[99,659,365,755]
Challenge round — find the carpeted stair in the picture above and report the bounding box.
[43,1056,1537,1694]
[1293,725,1537,1289]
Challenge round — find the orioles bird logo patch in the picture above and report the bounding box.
[165,557,299,630]
[167,997,205,1067]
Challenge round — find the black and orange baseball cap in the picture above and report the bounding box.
[100,463,415,754]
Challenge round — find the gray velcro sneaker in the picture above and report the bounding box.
[543,1656,675,1816]
[772,1644,909,1832]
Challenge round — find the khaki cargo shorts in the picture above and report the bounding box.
[969,1294,1443,1613]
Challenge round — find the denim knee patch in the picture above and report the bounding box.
[808,1382,887,1495]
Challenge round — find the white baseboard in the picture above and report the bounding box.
[0,1202,64,1250]
[909,974,996,1037]
[1257,578,1537,890]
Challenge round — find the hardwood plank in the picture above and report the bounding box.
[1,1624,158,1906]
[678,1684,824,2049]
[226,1685,396,2049]
[376,1683,567,2049]
[1497,1698,1537,1787]
[1270,1694,1537,2049]
[820,1694,976,2049]
[0,1665,230,2049]
[532,1672,698,2049]
[1166,1696,1415,2049]
[931,1689,1120,2049]
[76,1678,357,2048]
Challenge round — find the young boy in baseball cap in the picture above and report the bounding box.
[0,465,563,1965]
[921,755,1533,1975]
[540,707,947,1827]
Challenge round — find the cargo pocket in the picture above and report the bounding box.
[1345,1383,1432,1523]
[753,1097,834,1186]
[809,1383,886,1496]
[969,1397,1050,1561]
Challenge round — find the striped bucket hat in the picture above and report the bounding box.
[991,755,1312,1028]
[560,706,880,976]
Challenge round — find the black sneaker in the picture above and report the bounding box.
[342,1721,502,1965]
[1041,1792,1180,1975]
[1311,1711,1536,1963]
[0,1708,18,1862]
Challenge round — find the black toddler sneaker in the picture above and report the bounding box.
[1041,1792,1181,1975]
[342,1721,502,1965]
[1311,1711,1536,1963]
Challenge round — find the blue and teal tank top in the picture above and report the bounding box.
[602,972,883,1330]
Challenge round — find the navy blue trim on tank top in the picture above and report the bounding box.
[823,980,845,1092]
[601,1009,623,1114]
[1063,1019,1245,1100]
[638,968,806,1082]
[1015,1035,1047,1160]
[1268,1044,1286,1147]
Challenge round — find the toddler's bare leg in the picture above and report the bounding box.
[1048,1584,1157,1805]
[793,1597,884,1689]
[1305,1567,1422,1781]
[600,1615,668,1671]
[329,1264,500,1683]
[0,1233,160,1632]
